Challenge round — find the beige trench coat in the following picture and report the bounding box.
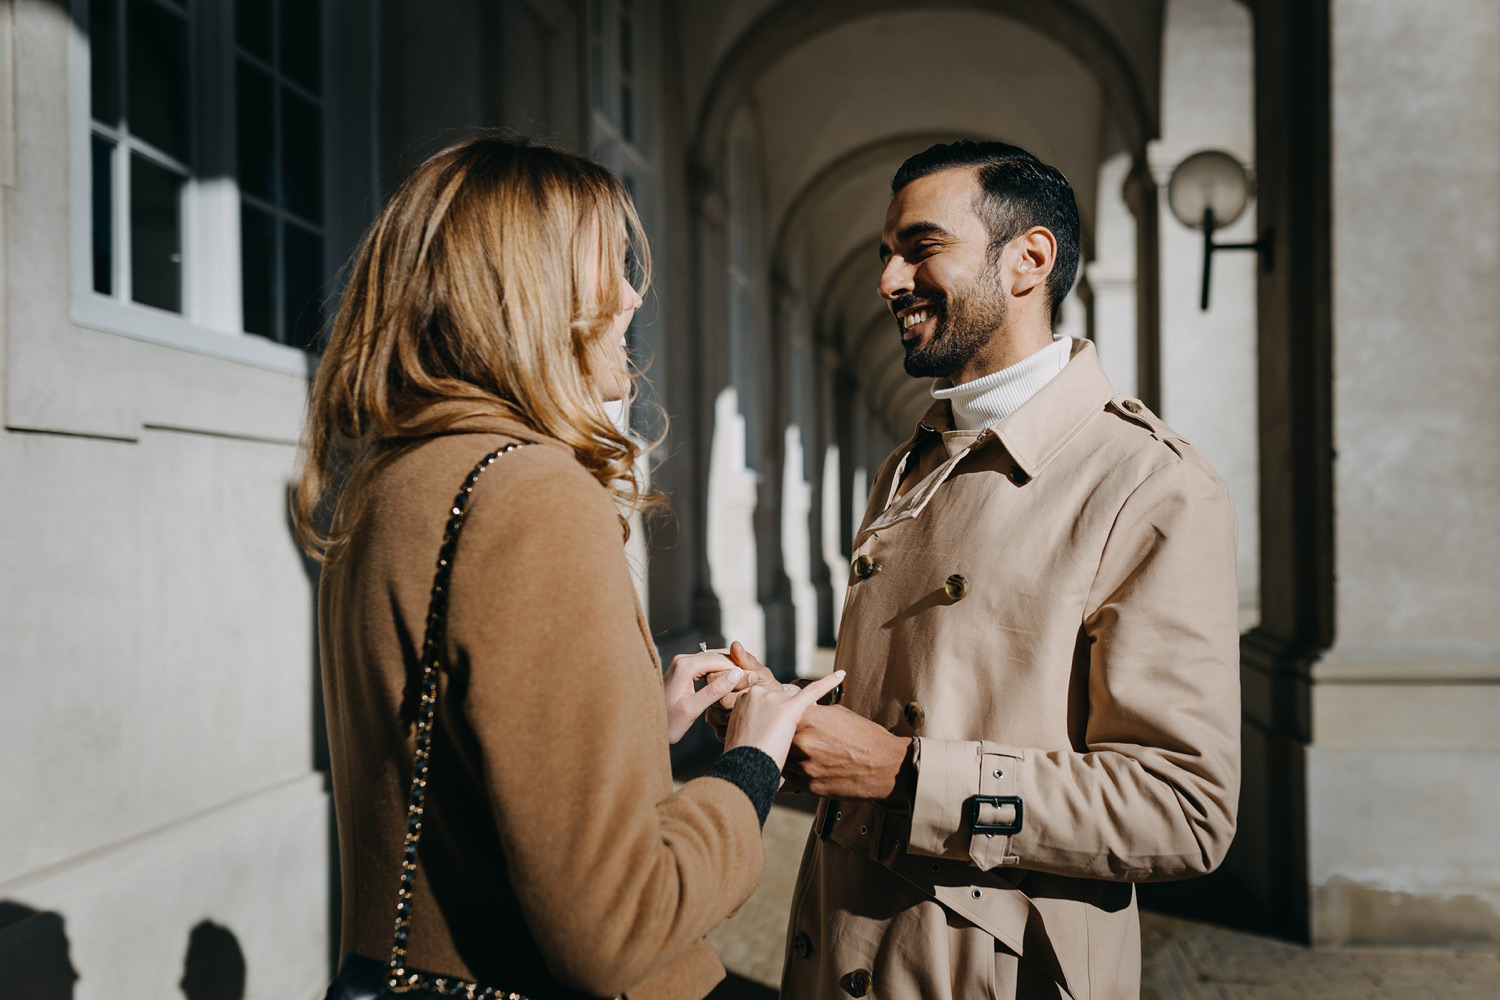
[781,339,1240,1000]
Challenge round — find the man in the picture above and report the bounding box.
[727,141,1240,999]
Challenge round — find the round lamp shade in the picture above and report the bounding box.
[1167,150,1251,230]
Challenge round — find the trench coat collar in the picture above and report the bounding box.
[911,337,1114,481]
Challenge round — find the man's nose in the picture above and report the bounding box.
[878,258,913,302]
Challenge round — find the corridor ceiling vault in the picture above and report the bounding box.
[677,0,1171,433]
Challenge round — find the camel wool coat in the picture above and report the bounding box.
[781,339,1241,1000]
[319,408,763,1000]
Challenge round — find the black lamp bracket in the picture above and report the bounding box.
[1199,207,1274,311]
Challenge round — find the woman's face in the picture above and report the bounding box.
[586,230,643,403]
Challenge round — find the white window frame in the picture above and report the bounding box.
[66,0,330,377]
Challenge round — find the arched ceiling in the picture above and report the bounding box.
[676,0,1171,436]
[746,10,1107,232]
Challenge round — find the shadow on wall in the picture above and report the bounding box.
[0,905,251,1000]
[180,920,246,1000]
[0,902,78,1000]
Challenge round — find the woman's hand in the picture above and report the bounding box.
[662,648,745,744]
[704,641,792,741]
[723,670,846,771]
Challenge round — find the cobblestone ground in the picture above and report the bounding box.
[707,801,1500,999]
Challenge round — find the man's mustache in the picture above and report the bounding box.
[891,291,945,319]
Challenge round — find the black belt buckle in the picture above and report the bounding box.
[817,798,840,841]
[967,794,1023,835]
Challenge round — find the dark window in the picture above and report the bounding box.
[130,154,184,312]
[88,0,192,315]
[90,134,114,295]
[235,0,328,347]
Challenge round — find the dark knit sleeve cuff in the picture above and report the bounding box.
[706,746,781,827]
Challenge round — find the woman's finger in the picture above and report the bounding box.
[680,652,737,683]
[791,670,845,710]
[681,668,743,717]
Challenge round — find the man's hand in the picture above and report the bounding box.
[704,641,781,741]
[783,704,915,804]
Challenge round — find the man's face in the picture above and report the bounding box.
[878,168,1006,380]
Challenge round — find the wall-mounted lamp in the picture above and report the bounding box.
[1167,150,1274,311]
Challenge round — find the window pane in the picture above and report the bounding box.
[621,84,634,144]
[130,155,184,312]
[126,0,190,161]
[91,134,114,295]
[90,0,119,125]
[236,60,275,201]
[280,0,322,94]
[234,0,273,62]
[280,89,323,222]
[240,204,275,337]
[283,225,324,349]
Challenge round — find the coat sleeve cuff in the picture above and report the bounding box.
[706,746,781,827]
[907,738,1025,869]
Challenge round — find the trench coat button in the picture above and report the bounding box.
[840,968,874,997]
[1122,398,1143,413]
[944,573,969,601]
[853,554,878,579]
[792,932,813,959]
[1008,465,1029,486]
[904,700,925,729]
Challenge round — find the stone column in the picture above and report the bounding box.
[1233,0,1335,941]
[683,167,730,646]
[1306,0,1500,946]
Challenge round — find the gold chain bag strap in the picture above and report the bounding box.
[385,442,532,999]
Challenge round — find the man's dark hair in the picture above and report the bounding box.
[892,141,1081,328]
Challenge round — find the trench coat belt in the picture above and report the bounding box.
[813,796,1077,999]
[814,797,911,865]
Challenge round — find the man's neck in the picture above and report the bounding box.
[949,323,1055,386]
[933,336,1071,432]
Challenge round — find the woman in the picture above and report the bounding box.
[293,135,839,999]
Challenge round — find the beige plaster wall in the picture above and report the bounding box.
[1308,0,1500,944]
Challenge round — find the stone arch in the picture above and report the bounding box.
[691,0,1156,182]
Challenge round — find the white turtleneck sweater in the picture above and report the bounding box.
[930,336,1072,432]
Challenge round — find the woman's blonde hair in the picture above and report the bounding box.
[292,134,657,561]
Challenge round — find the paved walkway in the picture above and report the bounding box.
[706,800,1500,999]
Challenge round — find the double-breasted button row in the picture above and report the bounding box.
[904,700,925,729]
[792,931,813,959]
[840,968,874,996]
[944,573,968,601]
[853,554,878,579]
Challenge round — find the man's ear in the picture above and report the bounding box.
[1009,227,1057,297]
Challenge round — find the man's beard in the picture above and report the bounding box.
[899,273,1007,379]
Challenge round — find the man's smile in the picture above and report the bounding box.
[896,301,939,343]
